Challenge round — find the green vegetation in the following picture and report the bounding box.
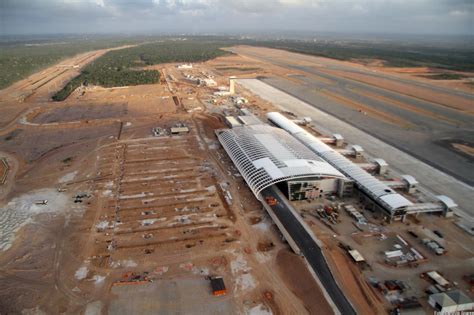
[250,39,474,72]
[0,36,141,90]
[419,73,468,80]
[52,40,229,101]
[125,40,229,65]
[4,35,473,99]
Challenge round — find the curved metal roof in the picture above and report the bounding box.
[216,124,346,199]
[267,112,413,213]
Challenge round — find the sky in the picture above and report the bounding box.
[0,0,473,36]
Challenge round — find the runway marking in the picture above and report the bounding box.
[349,87,462,126]
[318,68,474,114]
[305,72,336,85]
[317,89,413,128]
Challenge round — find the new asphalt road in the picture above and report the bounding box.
[262,186,356,315]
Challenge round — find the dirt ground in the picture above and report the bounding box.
[290,195,474,314]
[1,44,472,315]
[0,48,318,315]
[276,249,334,314]
[373,66,474,92]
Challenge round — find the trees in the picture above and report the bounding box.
[52,40,229,101]
[0,37,140,90]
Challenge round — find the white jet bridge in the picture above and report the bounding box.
[267,112,413,218]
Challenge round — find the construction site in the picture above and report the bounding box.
[0,44,473,315]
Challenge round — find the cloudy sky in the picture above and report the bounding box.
[1,0,472,35]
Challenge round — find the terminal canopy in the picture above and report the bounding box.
[216,124,346,199]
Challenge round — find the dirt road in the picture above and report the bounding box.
[0,45,135,131]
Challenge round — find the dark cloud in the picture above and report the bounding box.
[0,0,472,35]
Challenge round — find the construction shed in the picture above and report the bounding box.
[348,249,365,262]
[427,271,450,288]
[170,127,189,135]
[428,290,473,314]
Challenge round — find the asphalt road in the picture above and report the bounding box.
[262,186,356,315]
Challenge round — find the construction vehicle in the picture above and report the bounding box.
[113,272,151,286]
[324,205,333,215]
[209,276,226,296]
[265,196,277,206]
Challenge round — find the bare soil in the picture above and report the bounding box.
[453,143,474,157]
[276,249,334,314]
[31,104,128,124]
[0,51,318,314]
[3,44,472,314]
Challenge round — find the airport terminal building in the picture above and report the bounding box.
[217,111,458,221]
[216,123,351,201]
[266,112,416,219]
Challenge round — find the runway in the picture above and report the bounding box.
[262,75,474,186]
[230,46,474,186]
[236,78,474,218]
